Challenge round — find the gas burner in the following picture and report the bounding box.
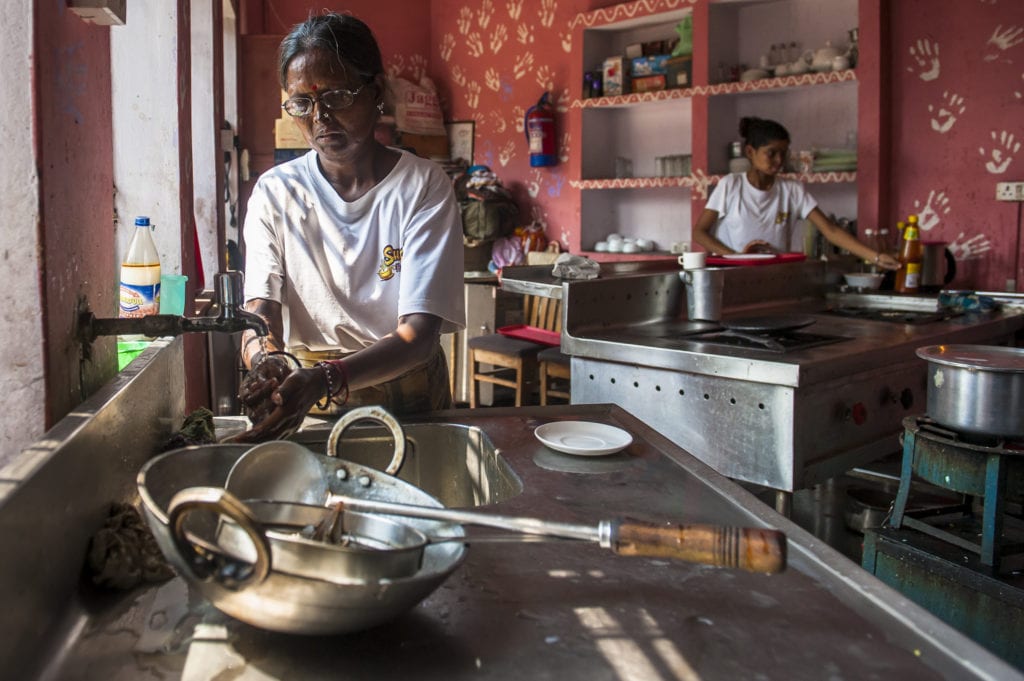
[681,330,848,354]
[913,416,1024,452]
[826,307,960,325]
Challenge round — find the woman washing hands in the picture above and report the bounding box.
[225,13,465,443]
[692,117,901,270]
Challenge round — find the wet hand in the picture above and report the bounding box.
[223,367,325,444]
[742,240,780,255]
[236,353,295,426]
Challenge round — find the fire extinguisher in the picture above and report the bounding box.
[525,92,557,167]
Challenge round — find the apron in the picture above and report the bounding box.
[290,344,452,417]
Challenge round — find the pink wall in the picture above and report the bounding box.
[889,0,1024,291]
[36,2,116,425]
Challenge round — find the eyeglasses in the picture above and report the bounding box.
[281,84,365,118]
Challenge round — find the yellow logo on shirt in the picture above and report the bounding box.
[775,211,790,225]
[377,244,403,280]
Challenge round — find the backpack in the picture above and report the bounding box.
[454,166,521,242]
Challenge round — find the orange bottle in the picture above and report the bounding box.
[893,214,923,293]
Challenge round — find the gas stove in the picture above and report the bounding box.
[826,306,960,325]
[677,329,848,353]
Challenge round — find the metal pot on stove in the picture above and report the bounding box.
[916,344,1024,438]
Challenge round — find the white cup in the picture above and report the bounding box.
[678,252,706,269]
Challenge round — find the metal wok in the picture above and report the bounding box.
[136,410,466,635]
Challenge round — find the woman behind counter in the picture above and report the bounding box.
[228,13,465,443]
[692,117,900,270]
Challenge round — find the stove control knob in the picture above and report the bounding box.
[841,402,868,425]
[899,388,914,410]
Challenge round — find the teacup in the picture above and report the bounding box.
[678,252,706,269]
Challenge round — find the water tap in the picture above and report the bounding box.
[78,270,268,356]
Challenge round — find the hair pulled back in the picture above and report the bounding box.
[278,13,383,88]
[739,117,790,150]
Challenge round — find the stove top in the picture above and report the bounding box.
[826,307,961,325]
[671,329,848,354]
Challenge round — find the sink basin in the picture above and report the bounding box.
[287,422,523,508]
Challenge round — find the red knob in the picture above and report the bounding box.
[851,402,867,425]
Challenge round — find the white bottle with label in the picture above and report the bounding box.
[119,216,161,323]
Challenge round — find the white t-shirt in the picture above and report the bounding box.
[243,149,466,352]
[705,173,817,252]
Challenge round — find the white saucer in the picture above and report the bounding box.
[722,253,775,260]
[534,421,633,457]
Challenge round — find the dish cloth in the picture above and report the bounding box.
[552,253,600,280]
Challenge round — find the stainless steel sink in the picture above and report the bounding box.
[290,421,523,508]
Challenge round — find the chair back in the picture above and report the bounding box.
[525,295,561,333]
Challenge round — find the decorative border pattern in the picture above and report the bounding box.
[572,70,857,109]
[570,0,696,30]
[571,171,856,194]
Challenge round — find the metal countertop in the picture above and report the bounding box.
[499,260,680,299]
[1,338,1017,680]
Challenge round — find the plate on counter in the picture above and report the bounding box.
[721,253,776,260]
[534,421,633,456]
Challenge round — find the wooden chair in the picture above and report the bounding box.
[467,295,561,407]
[538,345,571,405]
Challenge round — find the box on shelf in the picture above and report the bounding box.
[602,56,629,97]
[632,74,667,94]
[665,55,693,89]
[631,55,670,77]
[625,43,643,59]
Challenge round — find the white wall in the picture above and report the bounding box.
[111,0,184,275]
[0,0,44,464]
[192,0,218,286]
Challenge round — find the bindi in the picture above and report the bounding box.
[311,84,318,92]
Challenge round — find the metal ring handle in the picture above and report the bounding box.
[168,486,272,590]
[326,405,407,475]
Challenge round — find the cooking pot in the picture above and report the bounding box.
[920,241,956,292]
[916,344,1024,437]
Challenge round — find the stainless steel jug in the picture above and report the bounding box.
[682,268,725,321]
[920,241,956,292]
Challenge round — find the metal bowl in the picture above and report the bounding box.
[137,443,466,635]
[843,272,884,290]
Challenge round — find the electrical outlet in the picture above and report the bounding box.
[996,181,1024,201]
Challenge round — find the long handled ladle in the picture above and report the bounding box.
[317,494,787,574]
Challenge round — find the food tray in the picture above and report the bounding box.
[497,325,561,346]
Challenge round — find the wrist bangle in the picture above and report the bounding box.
[874,253,881,264]
[313,360,350,410]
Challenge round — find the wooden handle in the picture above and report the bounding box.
[610,521,786,574]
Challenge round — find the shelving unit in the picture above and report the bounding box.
[567,0,865,260]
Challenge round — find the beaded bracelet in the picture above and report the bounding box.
[313,360,350,410]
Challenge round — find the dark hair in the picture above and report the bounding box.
[278,13,384,89]
[739,117,790,149]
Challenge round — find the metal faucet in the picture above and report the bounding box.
[79,271,268,355]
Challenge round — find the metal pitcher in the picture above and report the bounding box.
[682,268,725,321]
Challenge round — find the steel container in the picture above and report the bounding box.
[917,344,1024,437]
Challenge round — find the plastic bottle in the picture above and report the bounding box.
[119,216,161,319]
[893,214,923,293]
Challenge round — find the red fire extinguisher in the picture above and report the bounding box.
[525,92,557,167]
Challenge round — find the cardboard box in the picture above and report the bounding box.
[602,56,629,97]
[631,55,670,77]
[632,74,667,93]
[625,43,643,59]
[665,55,693,89]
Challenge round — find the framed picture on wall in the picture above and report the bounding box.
[445,121,475,165]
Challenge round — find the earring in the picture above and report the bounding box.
[377,102,385,115]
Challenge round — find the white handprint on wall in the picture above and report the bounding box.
[554,88,570,113]
[513,52,535,79]
[467,32,485,58]
[949,232,993,261]
[986,25,1024,56]
[527,169,543,198]
[498,140,517,167]
[535,65,555,91]
[538,0,556,28]
[927,91,965,134]
[561,30,573,53]
[490,24,508,54]
[440,34,456,62]
[559,132,570,164]
[517,24,534,45]
[513,106,526,134]
[451,65,467,87]
[457,7,472,35]
[489,111,507,134]
[978,130,1020,174]
[913,190,951,232]
[507,0,523,21]
[409,55,428,83]
[477,0,494,29]
[908,39,941,81]
[465,81,481,110]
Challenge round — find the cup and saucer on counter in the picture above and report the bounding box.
[678,251,706,269]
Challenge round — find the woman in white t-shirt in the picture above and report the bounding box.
[692,117,901,269]
[227,13,466,442]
